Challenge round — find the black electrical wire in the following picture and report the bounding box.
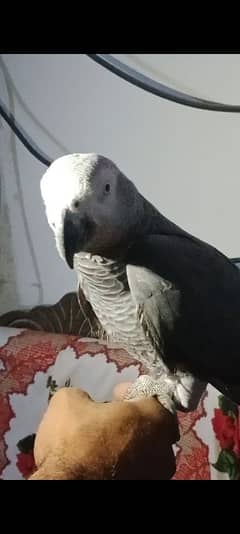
[0,96,52,167]
[0,57,240,263]
[2,55,240,169]
[87,54,240,113]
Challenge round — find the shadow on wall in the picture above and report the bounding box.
[0,56,71,311]
[0,202,19,314]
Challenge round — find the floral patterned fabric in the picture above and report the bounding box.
[0,326,239,480]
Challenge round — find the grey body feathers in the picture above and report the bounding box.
[75,229,240,405]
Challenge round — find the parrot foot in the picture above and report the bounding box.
[124,374,176,414]
[124,373,207,414]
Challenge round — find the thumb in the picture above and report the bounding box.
[113,382,133,401]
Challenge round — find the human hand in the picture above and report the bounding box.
[29,384,179,480]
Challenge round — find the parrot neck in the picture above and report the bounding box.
[101,198,190,262]
[140,196,188,238]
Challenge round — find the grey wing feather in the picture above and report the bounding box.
[126,234,240,404]
[126,263,181,362]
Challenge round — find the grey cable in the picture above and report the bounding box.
[87,54,240,113]
[0,63,44,305]
[0,57,69,156]
[2,54,240,170]
[0,95,52,167]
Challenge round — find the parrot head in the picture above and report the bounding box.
[40,153,144,268]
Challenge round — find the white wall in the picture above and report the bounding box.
[1,53,240,311]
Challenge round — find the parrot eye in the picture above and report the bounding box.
[73,200,80,209]
[105,183,111,194]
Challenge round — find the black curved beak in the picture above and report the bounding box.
[63,210,93,269]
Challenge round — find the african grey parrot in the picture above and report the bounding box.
[40,153,240,413]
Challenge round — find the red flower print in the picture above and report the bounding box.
[16,452,35,479]
[212,408,236,450]
[233,412,240,457]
